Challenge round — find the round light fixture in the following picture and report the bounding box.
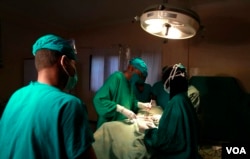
[140,4,201,39]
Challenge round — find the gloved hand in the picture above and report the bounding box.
[138,102,152,110]
[151,114,162,126]
[116,104,137,120]
[136,118,156,133]
[150,99,157,107]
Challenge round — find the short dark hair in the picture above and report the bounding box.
[35,49,61,71]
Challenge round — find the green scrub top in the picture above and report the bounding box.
[144,92,200,159]
[151,81,170,109]
[0,82,94,159]
[93,71,138,129]
[133,83,152,102]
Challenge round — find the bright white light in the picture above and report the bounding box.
[146,23,164,33]
[162,26,182,38]
[145,19,165,25]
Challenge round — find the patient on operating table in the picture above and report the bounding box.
[92,105,163,159]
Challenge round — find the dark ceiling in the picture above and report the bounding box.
[0,0,247,31]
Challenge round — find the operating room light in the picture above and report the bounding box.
[140,3,201,39]
[146,23,164,33]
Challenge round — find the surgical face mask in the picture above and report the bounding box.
[65,73,78,90]
[164,86,170,94]
[130,73,140,85]
[61,56,78,91]
[164,77,170,93]
[137,78,145,85]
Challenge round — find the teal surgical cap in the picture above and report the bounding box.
[176,63,186,72]
[32,34,77,60]
[129,57,148,77]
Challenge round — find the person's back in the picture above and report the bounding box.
[0,34,97,159]
[0,82,93,158]
[144,93,199,159]
[144,64,200,159]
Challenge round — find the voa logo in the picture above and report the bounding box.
[226,147,247,155]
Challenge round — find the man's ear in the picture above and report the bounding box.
[60,55,70,68]
[60,55,75,76]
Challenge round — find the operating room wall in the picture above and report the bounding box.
[0,19,68,104]
[158,0,250,93]
[0,0,250,123]
[70,0,250,121]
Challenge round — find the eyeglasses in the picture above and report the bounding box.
[66,39,77,55]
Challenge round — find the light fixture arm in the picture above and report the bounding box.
[165,24,171,36]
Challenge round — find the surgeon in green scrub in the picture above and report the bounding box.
[151,66,170,109]
[142,63,201,159]
[93,57,152,129]
[0,34,97,159]
[133,73,152,103]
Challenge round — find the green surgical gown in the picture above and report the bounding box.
[151,81,170,109]
[0,82,94,159]
[144,92,200,159]
[133,83,152,102]
[93,71,138,129]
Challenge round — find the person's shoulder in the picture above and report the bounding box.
[57,93,86,114]
[33,82,83,105]
[174,92,186,98]
[35,82,80,102]
[152,81,163,87]
[144,83,152,88]
[171,93,189,103]
[154,81,162,85]
[110,71,123,77]
[58,92,82,103]
[10,82,35,97]
[107,71,124,81]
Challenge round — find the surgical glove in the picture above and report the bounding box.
[116,104,136,120]
[136,118,156,133]
[137,121,148,133]
[146,122,157,129]
[150,99,157,107]
[138,102,152,110]
[152,114,161,126]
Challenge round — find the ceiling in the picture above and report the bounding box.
[0,0,246,32]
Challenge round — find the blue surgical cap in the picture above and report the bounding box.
[129,57,148,77]
[32,34,77,60]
